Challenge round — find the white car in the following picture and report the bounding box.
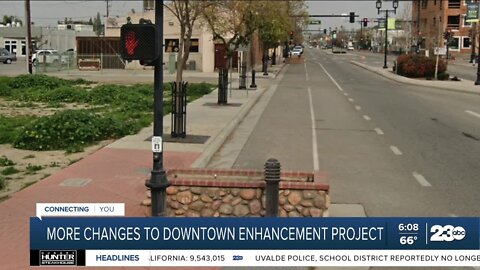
[32,49,62,66]
[290,46,303,57]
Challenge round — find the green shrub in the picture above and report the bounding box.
[25,164,43,174]
[7,74,87,90]
[396,54,446,78]
[1,166,19,175]
[8,74,69,89]
[437,72,450,81]
[0,175,5,189]
[14,110,138,151]
[0,156,15,167]
[0,115,36,144]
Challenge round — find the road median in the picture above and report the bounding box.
[351,60,480,96]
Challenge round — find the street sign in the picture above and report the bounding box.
[466,0,479,22]
[434,47,447,55]
[152,136,163,153]
[309,20,321,25]
[387,18,396,30]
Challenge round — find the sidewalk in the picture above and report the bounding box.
[351,60,480,95]
[0,64,284,269]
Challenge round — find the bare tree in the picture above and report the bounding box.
[164,1,208,86]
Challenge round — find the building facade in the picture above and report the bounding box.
[413,0,474,58]
[105,9,215,72]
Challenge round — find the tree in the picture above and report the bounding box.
[201,0,260,70]
[257,1,293,71]
[164,1,209,86]
[2,15,22,26]
[93,12,102,36]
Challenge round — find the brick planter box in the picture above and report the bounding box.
[143,168,330,218]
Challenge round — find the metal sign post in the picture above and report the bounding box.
[146,0,170,216]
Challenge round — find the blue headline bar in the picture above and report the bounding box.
[30,217,480,250]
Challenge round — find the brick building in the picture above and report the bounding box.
[413,0,475,58]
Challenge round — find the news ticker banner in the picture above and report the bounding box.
[30,217,480,267]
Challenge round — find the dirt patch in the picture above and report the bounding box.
[0,140,113,200]
[0,98,100,117]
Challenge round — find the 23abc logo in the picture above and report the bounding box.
[430,225,466,242]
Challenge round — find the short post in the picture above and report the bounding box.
[239,62,247,89]
[250,69,257,89]
[218,68,228,104]
[264,158,281,217]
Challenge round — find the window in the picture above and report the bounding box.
[189,39,199,53]
[4,40,17,54]
[462,37,471,48]
[434,0,437,5]
[441,0,443,9]
[448,0,461,9]
[422,0,428,8]
[165,38,199,53]
[433,17,437,26]
[448,36,460,50]
[447,15,460,29]
[165,39,179,53]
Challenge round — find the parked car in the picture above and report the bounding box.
[0,48,17,64]
[32,49,63,66]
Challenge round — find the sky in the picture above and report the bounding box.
[1,0,410,28]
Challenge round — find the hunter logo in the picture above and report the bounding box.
[40,250,76,266]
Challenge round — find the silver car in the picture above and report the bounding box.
[0,48,17,64]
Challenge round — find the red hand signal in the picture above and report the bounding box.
[125,31,139,56]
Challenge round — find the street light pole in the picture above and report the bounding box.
[383,10,389,69]
[376,0,398,69]
[475,34,480,84]
[146,0,170,216]
[471,22,477,63]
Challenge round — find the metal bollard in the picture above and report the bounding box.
[264,158,281,217]
[239,62,247,89]
[250,69,257,89]
[218,68,227,104]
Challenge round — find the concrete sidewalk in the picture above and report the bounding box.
[0,64,285,269]
[351,60,480,95]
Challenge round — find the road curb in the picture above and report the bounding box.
[351,60,480,96]
[191,86,268,168]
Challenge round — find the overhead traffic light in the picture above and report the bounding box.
[324,29,327,34]
[363,18,368,27]
[120,23,160,62]
[349,12,355,23]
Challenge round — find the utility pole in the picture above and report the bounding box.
[106,0,110,18]
[25,0,32,74]
[417,0,421,52]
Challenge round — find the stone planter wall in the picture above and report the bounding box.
[144,169,330,218]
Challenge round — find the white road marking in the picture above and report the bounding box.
[413,172,432,187]
[363,115,371,121]
[374,128,384,135]
[305,62,309,81]
[307,87,320,172]
[355,105,361,110]
[317,62,345,92]
[348,98,354,102]
[466,110,480,119]
[344,93,349,96]
[449,213,458,217]
[390,145,403,155]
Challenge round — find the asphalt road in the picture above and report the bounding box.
[232,47,480,217]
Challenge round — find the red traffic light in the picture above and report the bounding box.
[120,24,160,61]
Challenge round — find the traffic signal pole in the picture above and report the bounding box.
[146,0,170,216]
